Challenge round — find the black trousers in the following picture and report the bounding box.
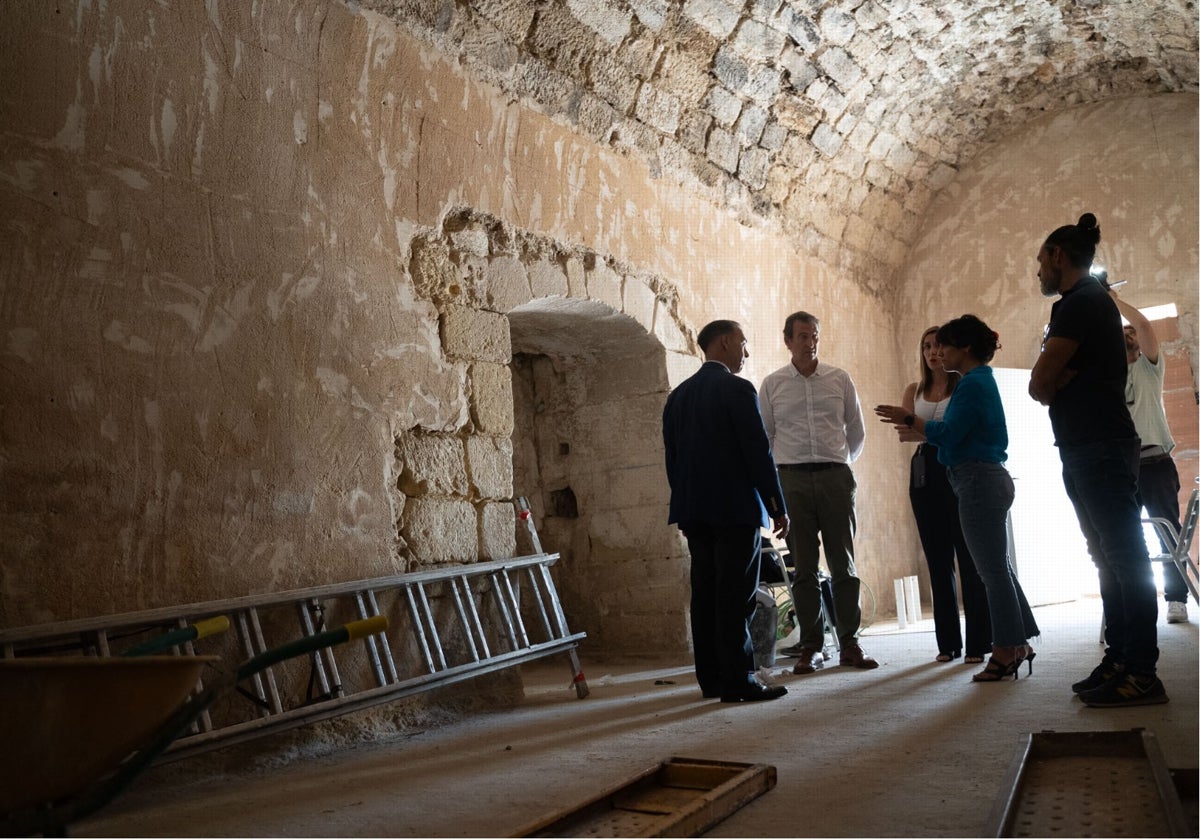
[1136,454,1188,603]
[1061,438,1159,674]
[909,445,991,657]
[684,524,761,694]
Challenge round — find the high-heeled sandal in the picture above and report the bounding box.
[935,651,961,663]
[971,656,1019,682]
[971,646,1025,682]
[1023,647,1036,676]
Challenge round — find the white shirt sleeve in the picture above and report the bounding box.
[844,374,866,463]
[758,377,776,448]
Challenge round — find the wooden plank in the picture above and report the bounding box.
[512,757,776,838]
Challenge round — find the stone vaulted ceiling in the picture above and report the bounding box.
[359,0,1198,296]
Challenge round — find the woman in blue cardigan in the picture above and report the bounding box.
[876,315,1039,682]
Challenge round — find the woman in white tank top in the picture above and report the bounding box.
[894,327,991,664]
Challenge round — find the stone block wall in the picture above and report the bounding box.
[514,347,689,658]
[400,209,697,658]
[9,0,1189,665]
[360,0,1196,301]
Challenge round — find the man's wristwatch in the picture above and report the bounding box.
[903,414,915,427]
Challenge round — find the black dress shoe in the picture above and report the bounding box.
[720,682,787,703]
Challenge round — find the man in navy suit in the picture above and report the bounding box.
[663,320,791,702]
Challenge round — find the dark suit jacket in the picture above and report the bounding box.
[663,360,787,529]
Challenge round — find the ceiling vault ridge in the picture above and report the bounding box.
[358,0,1198,297]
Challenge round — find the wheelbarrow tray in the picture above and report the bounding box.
[0,655,218,815]
[0,615,385,836]
[511,756,776,837]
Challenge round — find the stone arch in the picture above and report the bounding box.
[406,209,699,659]
[509,298,690,660]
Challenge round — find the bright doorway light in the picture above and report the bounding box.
[1087,266,1176,322]
[995,368,1096,605]
[1137,302,1178,321]
[995,368,1171,607]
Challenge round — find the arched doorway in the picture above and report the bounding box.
[508,298,691,661]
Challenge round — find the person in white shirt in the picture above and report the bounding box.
[759,311,878,673]
[1109,287,1190,624]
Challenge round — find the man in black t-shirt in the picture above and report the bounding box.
[1029,213,1167,708]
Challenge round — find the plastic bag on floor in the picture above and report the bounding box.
[750,585,777,669]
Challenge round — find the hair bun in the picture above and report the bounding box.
[1077,212,1097,230]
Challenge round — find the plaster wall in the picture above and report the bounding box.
[896,94,1198,374]
[0,0,911,635]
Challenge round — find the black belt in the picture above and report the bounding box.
[778,462,842,472]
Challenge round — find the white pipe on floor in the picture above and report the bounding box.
[894,579,907,629]
[904,575,922,623]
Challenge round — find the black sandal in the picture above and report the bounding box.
[971,646,1025,682]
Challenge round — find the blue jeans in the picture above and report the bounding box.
[1060,438,1159,674]
[947,461,1040,647]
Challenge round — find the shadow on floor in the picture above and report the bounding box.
[78,598,1197,838]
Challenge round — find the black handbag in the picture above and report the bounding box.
[910,444,928,490]
[759,546,789,584]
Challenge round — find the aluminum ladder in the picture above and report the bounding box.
[1145,485,1199,604]
[1098,486,1199,642]
[0,499,589,761]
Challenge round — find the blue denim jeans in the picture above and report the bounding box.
[1060,438,1159,674]
[947,461,1040,647]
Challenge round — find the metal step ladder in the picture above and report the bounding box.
[0,498,588,761]
[1100,486,1200,642]
[1146,485,1200,604]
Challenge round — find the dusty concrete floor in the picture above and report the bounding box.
[79,598,1197,838]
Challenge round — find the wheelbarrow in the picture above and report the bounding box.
[0,614,388,836]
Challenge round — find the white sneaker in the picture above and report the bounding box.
[1166,601,1188,624]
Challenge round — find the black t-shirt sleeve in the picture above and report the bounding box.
[1048,291,1095,348]
[1044,282,1136,444]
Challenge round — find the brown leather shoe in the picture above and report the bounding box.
[839,642,879,669]
[792,648,825,675]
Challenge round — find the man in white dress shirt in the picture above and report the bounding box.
[759,311,878,673]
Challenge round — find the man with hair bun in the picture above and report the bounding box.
[1029,213,1169,707]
